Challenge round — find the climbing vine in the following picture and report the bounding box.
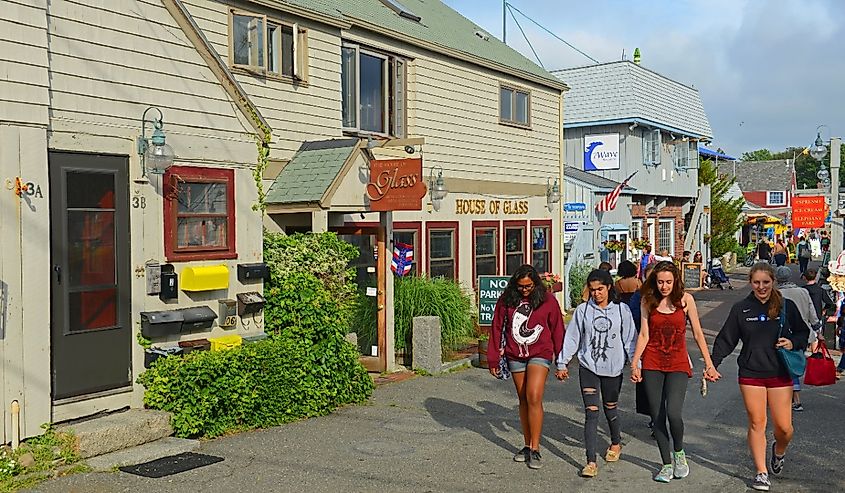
[241,95,271,214]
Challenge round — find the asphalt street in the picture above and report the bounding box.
[32,263,845,493]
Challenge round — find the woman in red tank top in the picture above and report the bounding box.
[630,261,720,483]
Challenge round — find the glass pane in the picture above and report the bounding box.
[341,47,357,128]
[430,260,454,279]
[429,230,453,259]
[177,182,228,214]
[476,256,497,276]
[69,288,117,331]
[360,53,385,133]
[505,228,523,253]
[254,18,264,67]
[475,228,497,256]
[176,217,228,248]
[267,24,278,73]
[281,24,294,76]
[532,227,548,250]
[506,253,523,275]
[338,234,377,289]
[233,15,263,67]
[67,171,115,209]
[67,211,115,286]
[515,91,528,124]
[532,251,549,273]
[500,87,512,121]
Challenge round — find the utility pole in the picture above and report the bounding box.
[831,137,842,256]
[503,0,507,43]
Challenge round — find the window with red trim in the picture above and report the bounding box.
[394,221,421,276]
[530,220,551,273]
[504,221,527,275]
[426,222,458,280]
[473,221,499,280]
[164,166,237,261]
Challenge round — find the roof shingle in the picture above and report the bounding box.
[265,138,360,204]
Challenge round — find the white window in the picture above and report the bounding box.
[674,141,690,169]
[631,220,642,245]
[767,191,786,206]
[230,10,307,80]
[499,85,530,127]
[342,44,406,136]
[658,219,674,255]
[642,129,661,166]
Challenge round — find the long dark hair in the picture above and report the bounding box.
[641,260,684,313]
[501,264,547,309]
[749,262,782,318]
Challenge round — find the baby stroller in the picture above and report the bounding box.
[707,257,733,290]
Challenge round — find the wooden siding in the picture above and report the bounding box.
[0,0,50,125]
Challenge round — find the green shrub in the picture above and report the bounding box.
[351,275,476,357]
[264,271,346,339]
[264,231,359,330]
[137,333,372,438]
[568,263,592,308]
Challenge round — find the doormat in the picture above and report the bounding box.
[119,452,224,478]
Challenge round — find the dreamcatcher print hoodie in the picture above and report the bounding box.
[556,299,637,377]
[487,292,564,367]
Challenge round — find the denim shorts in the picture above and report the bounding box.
[507,357,552,372]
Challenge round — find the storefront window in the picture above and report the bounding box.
[474,226,498,277]
[505,225,525,275]
[531,225,550,273]
[658,219,674,254]
[428,229,455,279]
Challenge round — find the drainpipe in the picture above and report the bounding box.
[10,400,20,450]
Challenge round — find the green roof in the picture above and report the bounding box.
[274,0,566,90]
[265,138,359,204]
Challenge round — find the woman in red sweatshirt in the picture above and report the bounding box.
[488,264,565,470]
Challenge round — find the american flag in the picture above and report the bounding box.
[596,172,637,212]
[391,242,414,276]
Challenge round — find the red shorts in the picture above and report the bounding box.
[738,375,793,388]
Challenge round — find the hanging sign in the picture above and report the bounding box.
[564,202,587,212]
[366,158,427,211]
[792,195,826,228]
[583,134,620,171]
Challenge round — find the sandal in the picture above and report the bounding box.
[605,446,622,462]
[581,463,598,477]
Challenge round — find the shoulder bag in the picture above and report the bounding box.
[777,302,806,379]
[804,339,836,386]
[495,306,511,380]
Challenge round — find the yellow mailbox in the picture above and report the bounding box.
[181,264,229,291]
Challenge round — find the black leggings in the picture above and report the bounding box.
[642,370,688,465]
[579,367,623,463]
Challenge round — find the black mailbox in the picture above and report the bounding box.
[180,306,217,332]
[237,263,269,283]
[140,310,184,338]
[160,264,178,301]
[237,292,266,316]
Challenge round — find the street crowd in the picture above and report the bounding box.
[486,247,842,491]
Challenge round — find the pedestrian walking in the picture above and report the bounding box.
[775,266,819,412]
[773,240,788,267]
[628,263,656,425]
[639,244,655,280]
[758,238,773,263]
[556,269,637,478]
[614,260,642,304]
[796,236,811,274]
[582,261,616,302]
[630,261,721,483]
[711,262,811,491]
[487,264,565,470]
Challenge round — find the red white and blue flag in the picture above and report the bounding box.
[391,242,414,276]
[596,171,637,212]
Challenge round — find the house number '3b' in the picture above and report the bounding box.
[132,197,147,209]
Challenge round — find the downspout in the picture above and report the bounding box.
[558,89,566,304]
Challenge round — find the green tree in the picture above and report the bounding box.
[740,149,774,161]
[699,158,745,256]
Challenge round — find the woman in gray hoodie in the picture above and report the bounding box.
[556,269,637,478]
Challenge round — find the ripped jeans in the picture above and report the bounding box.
[579,367,623,463]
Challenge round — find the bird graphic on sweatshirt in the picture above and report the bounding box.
[511,302,542,357]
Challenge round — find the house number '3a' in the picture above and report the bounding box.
[132,196,147,209]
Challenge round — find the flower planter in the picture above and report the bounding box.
[476,340,489,369]
[551,281,563,293]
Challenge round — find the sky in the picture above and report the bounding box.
[442,0,845,157]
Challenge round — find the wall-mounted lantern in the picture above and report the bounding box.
[137,106,175,177]
[546,177,561,212]
[429,166,448,211]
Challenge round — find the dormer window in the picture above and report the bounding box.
[767,191,786,206]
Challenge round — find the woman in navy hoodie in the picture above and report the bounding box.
[712,262,810,492]
[488,264,565,470]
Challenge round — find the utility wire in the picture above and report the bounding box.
[505,2,600,64]
[506,4,544,69]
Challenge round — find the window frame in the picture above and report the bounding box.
[767,191,786,206]
[674,140,690,169]
[163,166,237,262]
[530,219,552,274]
[228,8,308,82]
[498,84,532,129]
[341,42,406,137]
[503,220,527,276]
[642,128,661,166]
[425,221,459,280]
[657,218,674,256]
[472,221,500,286]
[393,221,421,276]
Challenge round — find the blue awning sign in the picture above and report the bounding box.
[564,202,587,212]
